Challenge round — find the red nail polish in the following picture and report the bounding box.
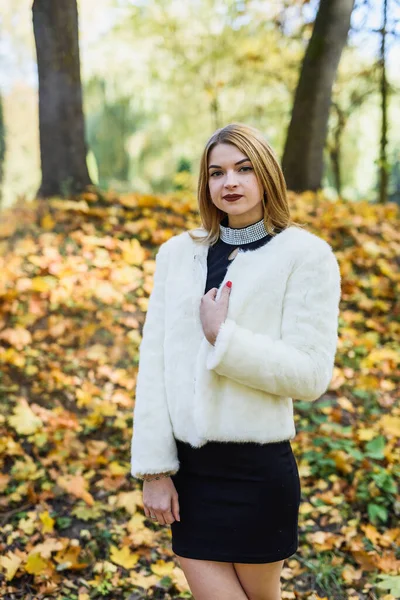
[226,281,232,288]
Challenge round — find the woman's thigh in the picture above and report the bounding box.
[175,554,249,600]
[233,559,284,600]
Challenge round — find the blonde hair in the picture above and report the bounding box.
[189,122,302,245]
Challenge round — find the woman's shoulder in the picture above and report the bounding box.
[283,227,339,284]
[159,227,206,253]
[285,224,334,255]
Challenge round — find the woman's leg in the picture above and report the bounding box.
[175,554,249,600]
[232,560,285,600]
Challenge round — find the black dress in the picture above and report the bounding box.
[170,220,301,563]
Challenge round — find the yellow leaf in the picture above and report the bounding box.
[8,400,43,435]
[0,552,22,580]
[127,512,146,533]
[39,511,55,533]
[109,461,127,476]
[76,388,94,408]
[86,344,109,362]
[119,193,139,208]
[93,281,123,304]
[151,559,175,577]
[379,415,400,437]
[129,571,159,590]
[363,241,382,257]
[121,239,146,265]
[329,450,354,474]
[0,326,32,349]
[342,564,362,584]
[362,523,381,545]
[41,214,55,230]
[337,396,355,413]
[137,296,149,312]
[171,565,191,593]
[109,545,139,569]
[31,276,56,292]
[116,490,141,515]
[299,502,314,514]
[25,552,48,574]
[19,513,37,534]
[49,198,89,212]
[362,347,399,369]
[357,428,377,441]
[0,219,17,238]
[29,538,64,559]
[298,463,311,477]
[54,545,88,571]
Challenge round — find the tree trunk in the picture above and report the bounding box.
[282,0,355,193]
[32,0,92,198]
[378,0,388,204]
[328,102,346,196]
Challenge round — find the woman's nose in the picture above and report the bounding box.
[224,171,239,185]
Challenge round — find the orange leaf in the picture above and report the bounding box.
[56,474,94,506]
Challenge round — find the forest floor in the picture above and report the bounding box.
[0,189,399,600]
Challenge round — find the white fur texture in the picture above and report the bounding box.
[130,225,341,479]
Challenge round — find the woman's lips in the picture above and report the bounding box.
[224,195,243,202]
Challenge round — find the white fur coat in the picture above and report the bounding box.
[130,225,341,479]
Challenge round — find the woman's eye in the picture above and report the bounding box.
[210,166,252,177]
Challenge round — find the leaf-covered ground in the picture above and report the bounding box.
[0,189,399,600]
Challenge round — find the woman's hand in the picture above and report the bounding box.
[143,477,180,525]
[200,281,232,345]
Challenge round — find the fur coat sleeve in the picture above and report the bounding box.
[205,247,341,402]
[130,242,180,479]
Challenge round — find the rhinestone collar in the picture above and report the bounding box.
[219,216,270,245]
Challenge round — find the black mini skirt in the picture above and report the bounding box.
[170,438,301,564]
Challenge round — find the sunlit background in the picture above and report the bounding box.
[1,0,400,207]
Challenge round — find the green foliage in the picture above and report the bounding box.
[85,77,140,188]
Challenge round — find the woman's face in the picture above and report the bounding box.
[207,143,264,228]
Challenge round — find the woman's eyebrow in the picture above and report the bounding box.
[208,158,251,169]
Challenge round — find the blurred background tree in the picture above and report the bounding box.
[32,0,92,197]
[282,0,355,192]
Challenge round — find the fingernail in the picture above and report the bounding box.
[226,281,232,288]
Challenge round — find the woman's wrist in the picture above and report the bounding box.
[142,471,174,482]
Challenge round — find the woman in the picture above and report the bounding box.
[130,122,341,600]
